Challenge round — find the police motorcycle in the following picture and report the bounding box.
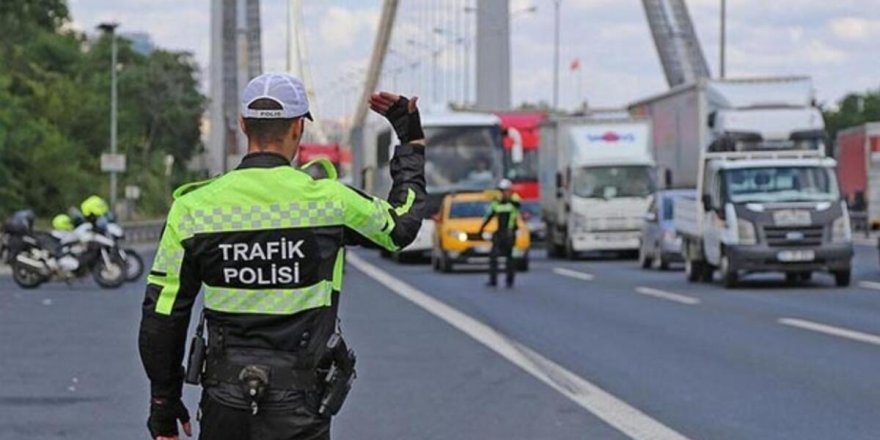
[76,195,144,282]
[90,214,144,282]
[4,211,127,289]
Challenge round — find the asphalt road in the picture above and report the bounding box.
[1,242,880,439]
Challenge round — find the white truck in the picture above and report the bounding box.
[540,117,656,258]
[631,77,853,287]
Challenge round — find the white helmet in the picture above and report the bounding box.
[498,179,513,190]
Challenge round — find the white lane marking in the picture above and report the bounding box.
[552,267,595,281]
[778,318,880,347]
[634,287,701,306]
[349,253,689,440]
[858,281,880,291]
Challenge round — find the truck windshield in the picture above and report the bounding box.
[723,166,839,203]
[424,126,501,193]
[449,201,490,219]
[572,166,655,199]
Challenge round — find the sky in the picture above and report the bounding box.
[68,0,880,119]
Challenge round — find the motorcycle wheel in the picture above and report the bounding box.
[92,251,126,289]
[122,248,145,282]
[12,259,45,289]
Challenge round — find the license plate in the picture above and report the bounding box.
[773,210,811,226]
[777,250,815,262]
[474,246,491,254]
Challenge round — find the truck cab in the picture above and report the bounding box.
[679,139,853,287]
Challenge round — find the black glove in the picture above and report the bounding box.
[383,96,424,144]
[147,398,190,438]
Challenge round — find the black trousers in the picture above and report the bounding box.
[488,235,515,287]
[199,392,330,440]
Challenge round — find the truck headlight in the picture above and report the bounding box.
[832,216,851,243]
[737,218,757,245]
[447,230,468,242]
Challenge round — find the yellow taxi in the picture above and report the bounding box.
[431,190,531,272]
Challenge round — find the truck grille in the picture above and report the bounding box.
[763,225,824,247]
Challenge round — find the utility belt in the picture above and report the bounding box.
[185,312,356,417]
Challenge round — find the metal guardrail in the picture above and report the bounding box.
[122,219,165,243]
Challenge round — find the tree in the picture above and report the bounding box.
[823,89,880,141]
[0,0,206,219]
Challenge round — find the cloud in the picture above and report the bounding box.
[829,16,880,41]
[67,0,880,119]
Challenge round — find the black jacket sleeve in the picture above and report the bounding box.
[138,206,202,400]
[342,142,427,250]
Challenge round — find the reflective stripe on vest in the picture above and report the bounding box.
[204,280,334,315]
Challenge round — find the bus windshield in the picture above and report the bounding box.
[424,125,501,193]
[503,149,538,182]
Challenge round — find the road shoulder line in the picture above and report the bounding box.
[858,281,880,291]
[635,287,700,305]
[349,252,689,440]
[552,267,595,281]
[778,317,880,346]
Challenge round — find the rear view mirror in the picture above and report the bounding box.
[701,194,712,211]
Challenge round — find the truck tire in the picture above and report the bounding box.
[638,242,653,269]
[564,239,578,260]
[720,254,738,288]
[833,269,851,287]
[685,257,701,283]
[545,224,563,259]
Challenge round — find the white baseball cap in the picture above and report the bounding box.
[241,73,313,120]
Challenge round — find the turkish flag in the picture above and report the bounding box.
[570,58,581,71]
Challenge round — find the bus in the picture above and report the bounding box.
[375,111,504,259]
[498,111,546,239]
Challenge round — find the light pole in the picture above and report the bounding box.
[98,22,119,210]
[719,0,726,78]
[553,0,561,110]
[407,39,442,104]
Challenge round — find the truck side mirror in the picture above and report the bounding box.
[701,194,712,211]
[664,169,673,188]
[707,111,717,128]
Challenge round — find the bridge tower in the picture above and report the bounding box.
[642,0,710,87]
[208,0,263,175]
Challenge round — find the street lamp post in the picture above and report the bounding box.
[553,0,561,110]
[720,0,726,78]
[97,22,119,211]
[407,39,441,104]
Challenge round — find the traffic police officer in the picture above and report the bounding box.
[138,73,426,440]
[478,179,521,288]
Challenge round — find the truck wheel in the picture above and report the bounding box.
[685,257,701,283]
[638,243,653,269]
[565,239,578,260]
[545,225,563,259]
[720,254,738,288]
[833,269,851,287]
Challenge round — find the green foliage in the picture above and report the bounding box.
[0,0,206,219]
[823,88,880,141]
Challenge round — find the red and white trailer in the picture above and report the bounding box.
[836,122,880,225]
